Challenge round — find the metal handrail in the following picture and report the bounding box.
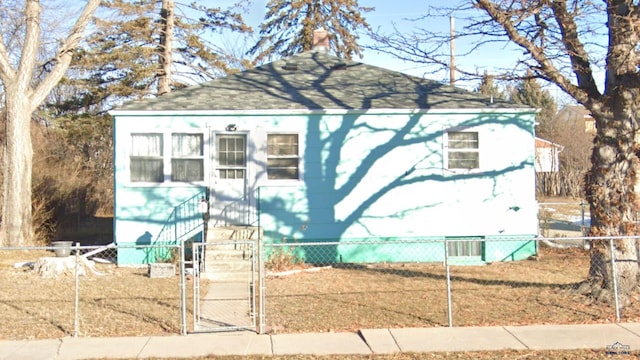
[154,189,208,247]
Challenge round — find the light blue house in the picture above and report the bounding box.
[110,38,538,265]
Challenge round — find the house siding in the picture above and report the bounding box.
[114,109,537,265]
[257,111,537,263]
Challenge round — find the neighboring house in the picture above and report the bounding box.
[110,30,538,265]
[554,105,595,134]
[535,137,563,173]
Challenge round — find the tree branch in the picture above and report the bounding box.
[474,0,600,106]
[30,0,101,110]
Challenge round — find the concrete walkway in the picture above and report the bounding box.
[1,323,639,359]
[195,281,253,331]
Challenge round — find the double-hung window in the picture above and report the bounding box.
[171,133,204,182]
[130,132,205,183]
[267,134,299,180]
[447,131,479,170]
[130,133,164,182]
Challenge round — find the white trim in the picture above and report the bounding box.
[110,107,536,117]
[443,128,483,174]
[125,129,209,186]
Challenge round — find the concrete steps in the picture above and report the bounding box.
[202,226,260,282]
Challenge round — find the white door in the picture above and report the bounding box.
[211,133,250,225]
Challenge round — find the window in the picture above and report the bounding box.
[130,132,206,183]
[217,134,246,179]
[267,134,299,180]
[446,236,483,257]
[447,131,479,169]
[130,133,163,182]
[172,133,204,182]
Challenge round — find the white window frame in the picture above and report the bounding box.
[130,133,164,183]
[171,132,205,182]
[128,130,208,185]
[266,133,300,181]
[444,129,481,172]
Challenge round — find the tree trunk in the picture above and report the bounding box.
[158,0,174,95]
[582,91,640,306]
[0,0,100,246]
[2,88,33,246]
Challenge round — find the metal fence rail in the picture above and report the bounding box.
[261,236,636,333]
[0,236,638,339]
[0,243,185,340]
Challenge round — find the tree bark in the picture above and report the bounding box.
[0,0,101,246]
[2,86,33,246]
[158,0,174,95]
[583,90,640,305]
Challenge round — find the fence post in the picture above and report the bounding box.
[609,239,621,322]
[73,242,80,337]
[180,241,187,335]
[444,238,453,327]
[258,230,265,334]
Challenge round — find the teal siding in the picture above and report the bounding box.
[256,111,537,263]
[114,110,537,265]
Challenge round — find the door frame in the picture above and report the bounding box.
[209,131,254,226]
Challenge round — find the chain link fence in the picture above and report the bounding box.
[1,236,639,339]
[261,236,638,334]
[0,243,187,340]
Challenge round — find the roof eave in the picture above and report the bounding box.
[109,107,536,117]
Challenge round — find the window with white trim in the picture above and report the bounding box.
[130,133,164,182]
[129,132,205,183]
[447,131,479,169]
[171,133,204,182]
[267,134,299,180]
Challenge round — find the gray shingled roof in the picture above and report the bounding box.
[117,49,527,112]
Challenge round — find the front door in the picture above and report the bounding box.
[211,133,250,225]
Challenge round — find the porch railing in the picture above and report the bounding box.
[154,190,208,249]
[214,191,259,227]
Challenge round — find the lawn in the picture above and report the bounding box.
[264,245,640,333]
[0,244,638,340]
[0,249,187,339]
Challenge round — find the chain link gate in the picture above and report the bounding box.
[191,240,257,332]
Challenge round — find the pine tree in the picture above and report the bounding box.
[475,71,505,101]
[64,0,252,108]
[508,72,557,139]
[249,0,374,62]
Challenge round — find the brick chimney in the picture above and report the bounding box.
[312,28,329,51]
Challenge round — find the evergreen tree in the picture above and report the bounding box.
[249,0,374,62]
[64,0,252,109]
[475,71,505,100]
[508,72,557,139]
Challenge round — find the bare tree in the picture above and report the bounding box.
[372,1,640,304]
[0,0,101,246]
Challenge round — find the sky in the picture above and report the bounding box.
[237,0,526,91]
[234,0,590,105]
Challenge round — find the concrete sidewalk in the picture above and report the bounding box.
[1,323,639,359]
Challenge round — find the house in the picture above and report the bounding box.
[110,30,538,265]
[554,105,595,134]
[535,137,563,173]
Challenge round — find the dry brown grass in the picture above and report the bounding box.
[0,250,190,340]
[2,243,639,342]
[143,351,640,360]
[264,246,640,333]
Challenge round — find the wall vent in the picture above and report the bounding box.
[282,62,298,71]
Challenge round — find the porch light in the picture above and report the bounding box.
[226,124,237,131]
